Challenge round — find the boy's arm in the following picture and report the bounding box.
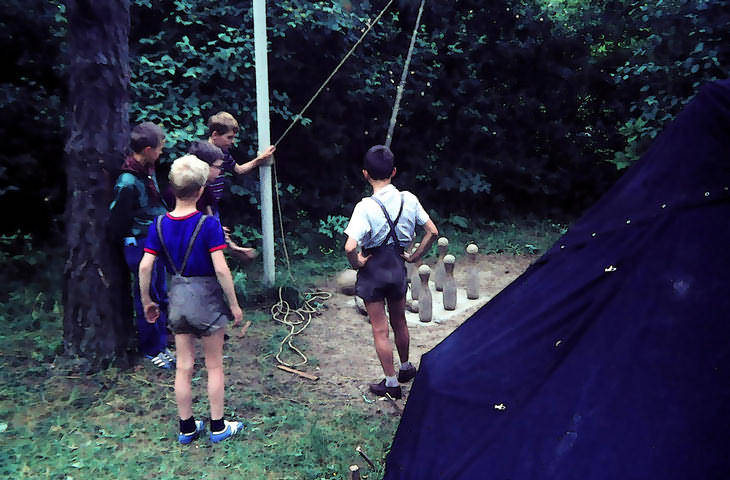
[138,252,160,323]
[233,145,276,175]
[211,249,243,327]
[404,219,438,263]
[344,236,370,269]
[108,180,136,242]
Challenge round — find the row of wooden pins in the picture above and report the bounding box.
[405,237,480,323]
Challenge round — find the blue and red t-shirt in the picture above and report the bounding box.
[144,211,226,276]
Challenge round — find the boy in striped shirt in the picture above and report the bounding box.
[206,111,275,208]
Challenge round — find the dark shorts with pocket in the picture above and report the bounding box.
[168,275,231,337]
[356,244,407,303]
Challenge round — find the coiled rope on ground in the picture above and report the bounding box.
[270,287,332,367]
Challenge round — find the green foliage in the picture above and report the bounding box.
[0,1,66,237]
[6,0,730,239]
[317,214,349,239]
[605,0,730,168]
[434,216,567,257]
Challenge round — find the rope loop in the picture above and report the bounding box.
[271,287,332,367]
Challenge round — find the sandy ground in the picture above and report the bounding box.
[257,254,536,413]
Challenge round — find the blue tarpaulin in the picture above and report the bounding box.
[384,80,730,480]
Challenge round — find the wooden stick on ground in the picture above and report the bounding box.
[349,464,360,480]
[237,320,252,338]
[356,445,376,469]
[276,364,319,381]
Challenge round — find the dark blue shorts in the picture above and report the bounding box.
[356,244,407,302]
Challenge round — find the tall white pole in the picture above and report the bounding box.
[253,0,275,287]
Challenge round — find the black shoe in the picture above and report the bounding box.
[369,379,402,399]
[397,364,417,383]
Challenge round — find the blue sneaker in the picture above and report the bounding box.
[178,420,205,445]
[162,348,176,366]
[145,352,172,369]
[210,420,244,444]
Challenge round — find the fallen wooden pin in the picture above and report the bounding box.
[349,464,360,480]
[276,364,319,381]
[356,445,376,469]
[384,392,403,414]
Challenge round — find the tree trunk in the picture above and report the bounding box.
[63,0,134,371]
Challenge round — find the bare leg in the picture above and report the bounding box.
[174,334,195,420]
[387,296,409,364]
[365,300,396,377]
[201,328,226,420]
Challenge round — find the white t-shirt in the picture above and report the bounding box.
[344,184,430,249]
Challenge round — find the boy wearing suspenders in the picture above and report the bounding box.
[344,145,439,398]
[139,155,245,444]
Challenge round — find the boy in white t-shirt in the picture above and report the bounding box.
[344,145,439,398]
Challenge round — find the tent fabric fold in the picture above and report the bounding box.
[384,79,730,480]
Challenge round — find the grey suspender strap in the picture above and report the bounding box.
[371,194,404,247]
[155,214,208,276]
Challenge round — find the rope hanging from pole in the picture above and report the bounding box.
[264,1,427,367]
[386,0,426,148]
[272,0,399,281]
[272,0,427,282]
[274,0,396,148]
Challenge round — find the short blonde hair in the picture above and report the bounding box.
[168,155,209,199]
[208,111,239,135]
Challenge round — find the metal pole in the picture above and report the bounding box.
[253,0,275,287]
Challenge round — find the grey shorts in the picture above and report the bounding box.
[167,275,231,337]
[356,244,407,302]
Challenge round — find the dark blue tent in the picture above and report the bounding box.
[384,80,730,480]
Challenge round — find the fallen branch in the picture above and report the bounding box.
[276,364,319,381]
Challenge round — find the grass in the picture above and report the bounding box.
[0,289,397,479]
[433,216,569,258]
[0,218,569,479]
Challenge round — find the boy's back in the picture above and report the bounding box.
[345,184,430,251]
[343,144,439,400]
[144,212,226,277]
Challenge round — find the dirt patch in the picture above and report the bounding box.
[261,254,536,413]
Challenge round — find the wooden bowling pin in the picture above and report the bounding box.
[418,264,432,323]
[434,237,449,291]
[466,243,479,300]
[404,241,415,283]
[406,299,419,313]
[405,244,415,284]
[442,254,457,310]
[410,243,422,300]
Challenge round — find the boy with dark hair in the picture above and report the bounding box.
[187,140,257,261]
[187,140,225,216]
[139,154,245,444]
[109,122,173,369]
[205,111,276,206]
[344,145,439,398]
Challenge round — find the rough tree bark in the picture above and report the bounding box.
[63,0,134,371]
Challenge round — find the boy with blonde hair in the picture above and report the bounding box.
[139,154,245,444]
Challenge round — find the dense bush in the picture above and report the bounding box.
[1,0,728,239]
